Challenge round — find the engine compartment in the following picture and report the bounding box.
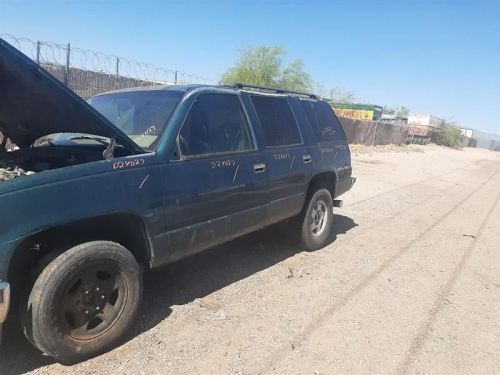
[0,146,109,182]
[0,166,35,181]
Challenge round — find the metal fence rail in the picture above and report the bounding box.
[1,34,218,99]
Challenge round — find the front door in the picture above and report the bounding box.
[162,92,268,262]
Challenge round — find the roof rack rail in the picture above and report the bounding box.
[233,83,319,99]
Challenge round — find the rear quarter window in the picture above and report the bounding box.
[301,100,347,142]
[250,95,302,147]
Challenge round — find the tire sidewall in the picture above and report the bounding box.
[24,241,142,362]
[301,189,334,250]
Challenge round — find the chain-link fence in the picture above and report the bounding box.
[1,34,218,99]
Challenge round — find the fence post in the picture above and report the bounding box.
[36,41,41,64]
[64,43,71,86]
[114,57,120,89]
[174,70,178,85]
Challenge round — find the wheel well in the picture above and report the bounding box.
[7,213,151,305]
[307,172,337,199]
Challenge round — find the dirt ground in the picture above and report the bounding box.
[1,145,499,374]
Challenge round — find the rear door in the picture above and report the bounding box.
[162,92,268,261]
[249,94,309,224]
[300,99,351,196]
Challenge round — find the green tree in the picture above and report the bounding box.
[221,46,314,92]
[328,87,355,103]
[433,119,465,148]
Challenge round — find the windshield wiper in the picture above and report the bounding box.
[69,135,110,146]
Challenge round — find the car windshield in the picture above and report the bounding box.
[88,90,183,149]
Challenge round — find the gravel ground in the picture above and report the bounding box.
[1,145,499,374]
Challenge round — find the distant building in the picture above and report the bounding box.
[470,130,500,150]
[332,103,383,121]
[460,128,473,138]
[407,113,442,127]
[379,113,408,125]
[406,113,442,141]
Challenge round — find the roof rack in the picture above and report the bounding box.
[233,83,319,99]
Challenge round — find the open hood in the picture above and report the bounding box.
[0,38,143,153]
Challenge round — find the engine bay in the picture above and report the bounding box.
[0,166,35,181]
[0,146,111,182]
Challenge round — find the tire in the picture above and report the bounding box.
[297,188,334,250]
[20,241,142,362]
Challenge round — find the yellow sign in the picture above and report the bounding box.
[334,108,374,120]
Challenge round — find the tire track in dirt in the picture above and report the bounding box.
[0,155,476,374]
[259,166,500,373]
[396,192,500,374]
[348,159,490,208]
[338,159,489,236]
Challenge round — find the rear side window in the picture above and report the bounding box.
[179,93,253,157]
[301,100,347,142]
[250,95,302,147]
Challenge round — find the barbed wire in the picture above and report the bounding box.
[0,34,219,98]
[1,34,37,59]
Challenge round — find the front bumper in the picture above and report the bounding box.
[0,281,10,324]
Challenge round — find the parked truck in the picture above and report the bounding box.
[0,39,355,362]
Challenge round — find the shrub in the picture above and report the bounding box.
[433,123,465,148]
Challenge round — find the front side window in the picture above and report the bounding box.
[301,99,347,142]
[89,90,183,149]
[178,93,253,157]
[250,95,302,147]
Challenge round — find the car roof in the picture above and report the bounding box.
[93,84,324,101]
[92,84,206,96]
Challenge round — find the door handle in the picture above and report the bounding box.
[253,163,266,173]
[303,154,312,163]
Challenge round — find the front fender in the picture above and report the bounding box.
[0,153,165,280]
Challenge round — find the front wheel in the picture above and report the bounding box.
[297,188,334,250]
[21,241,142,362]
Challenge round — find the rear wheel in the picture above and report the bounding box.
[297,188,334,250]
[20,241,142,362]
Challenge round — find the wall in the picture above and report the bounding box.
[42,63,162,100]
[339,117,409,146]
[471,129,500,150]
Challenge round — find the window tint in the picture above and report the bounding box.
[301,100,347,142]
[179,93,253,157]
[250,95,302,147]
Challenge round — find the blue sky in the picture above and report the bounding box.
[1,0,499,134]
